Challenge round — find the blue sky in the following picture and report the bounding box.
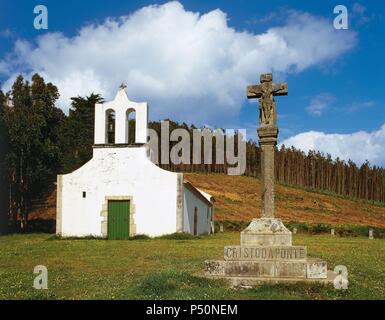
[1,1,385,166]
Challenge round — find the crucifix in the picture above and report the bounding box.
[247,73,288,127]
[247,73,288,218]
[204,74,329,281]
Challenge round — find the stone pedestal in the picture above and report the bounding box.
[204,218,332,286]
[241,218,292,246]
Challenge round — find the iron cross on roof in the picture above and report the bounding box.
[247,73,288,127]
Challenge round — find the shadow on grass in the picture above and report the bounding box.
[132,270,349,300]
[245,282,348,300]
[133,270,230,300]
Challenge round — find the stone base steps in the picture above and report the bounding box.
[204,258,328,279]
[199,270,337,288]
[203,218,332,286]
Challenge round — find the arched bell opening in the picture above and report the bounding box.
[105,109,116,144]
[126,108,136,144]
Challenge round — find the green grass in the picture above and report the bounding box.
[0,232,384,300]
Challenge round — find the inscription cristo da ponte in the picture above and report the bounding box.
[224,246,307,261]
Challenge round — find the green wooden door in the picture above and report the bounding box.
[108,200,130,240]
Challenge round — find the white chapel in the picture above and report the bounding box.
[56,87,214,239]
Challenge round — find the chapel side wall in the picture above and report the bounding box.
[183,187,211,235]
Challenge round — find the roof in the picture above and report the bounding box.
[183,181,215,207]
[196,188,214,203]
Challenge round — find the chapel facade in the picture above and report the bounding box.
[56,87,214,239]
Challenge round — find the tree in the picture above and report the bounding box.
[3,74,64,231]
[0,89,9,233]
[61,94,104,173]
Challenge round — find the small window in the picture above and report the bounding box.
[82,191,86,198]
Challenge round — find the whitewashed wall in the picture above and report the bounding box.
[57,88,213,238]
[58,146,179,237]
[183,187,212,235]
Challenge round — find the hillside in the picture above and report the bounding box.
[185,173,385,228]
[28,173,385,229]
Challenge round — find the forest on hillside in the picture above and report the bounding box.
[1,74,384,233]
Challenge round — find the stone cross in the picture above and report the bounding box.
[204,74,329,283]
[247,73,288,127]
[247,73,288,218]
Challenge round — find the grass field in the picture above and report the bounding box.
[0,232,384,300]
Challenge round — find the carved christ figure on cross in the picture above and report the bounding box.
[247,73,288,127]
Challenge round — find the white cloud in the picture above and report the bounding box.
[352,3,373,25]
[0,62,9,74]
[306,93,335,116]
[0,1,357,124]
[352,3,367,15]
[347,100,375,112]
[280,124,385,166]
[0,29,13,38]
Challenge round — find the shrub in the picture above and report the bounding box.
[129,234,150,240]
[156,232,200,240]
[215,220,385,238]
